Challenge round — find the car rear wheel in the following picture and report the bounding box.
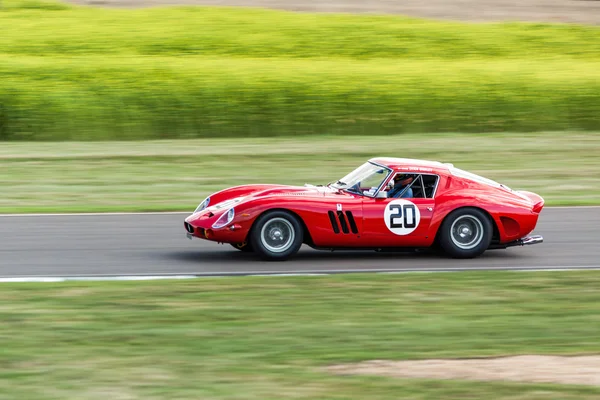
[438,208,492,258]
[250,210,303,261]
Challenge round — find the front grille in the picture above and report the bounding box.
[184,222,194,233]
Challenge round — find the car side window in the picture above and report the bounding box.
[407,175,422,198]
[421,174,440,198]
[388,173,418,198]
[389,173,439,199]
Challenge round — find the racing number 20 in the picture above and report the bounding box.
[389,204,417,229]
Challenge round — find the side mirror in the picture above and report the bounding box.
[376,191,388,199]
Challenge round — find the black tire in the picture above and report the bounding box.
[230,242,253,252]
[249,210,304,261]
[438,207,493,259]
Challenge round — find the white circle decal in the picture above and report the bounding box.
[384,199,421,235]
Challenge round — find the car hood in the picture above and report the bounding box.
[209,184,345,208]
[187,183,350,217]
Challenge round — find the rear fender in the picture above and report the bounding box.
[430,204,499,245]
[517,190,545,213]
[428,191,525,244]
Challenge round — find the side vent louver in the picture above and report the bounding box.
[327,211,340,234]
[337,211,349,233]
[328,210,358,234]
[345,211,358,234]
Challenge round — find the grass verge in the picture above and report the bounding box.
[1,271,600,399]
[1,132,599,213]
[1,1,599,139]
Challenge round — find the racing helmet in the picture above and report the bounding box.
[394,173,414,186]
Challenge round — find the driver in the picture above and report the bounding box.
[388,174,414,198]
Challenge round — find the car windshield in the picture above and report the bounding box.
[331,162,391,196]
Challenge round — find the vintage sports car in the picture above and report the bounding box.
[184,158,544,261]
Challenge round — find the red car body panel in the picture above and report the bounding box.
[184,158,544,250]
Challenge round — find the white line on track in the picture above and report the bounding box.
[0,275,200,283]
[1,266,599,282]
[0,205,599,217]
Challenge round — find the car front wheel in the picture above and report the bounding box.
[250,210,304,261]
[438,208,493,258]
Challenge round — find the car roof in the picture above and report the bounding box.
[369,157,451,173]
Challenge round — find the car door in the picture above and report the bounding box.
[360,177,435,247]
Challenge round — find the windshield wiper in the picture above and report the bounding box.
[335,180,347,187]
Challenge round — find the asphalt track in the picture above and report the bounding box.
[0,207,598,278]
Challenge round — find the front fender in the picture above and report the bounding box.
[199,184,286,209]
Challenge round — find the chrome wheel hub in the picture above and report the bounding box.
[260,218,295,253]
[270,228,283,241]
[450,215,484,250]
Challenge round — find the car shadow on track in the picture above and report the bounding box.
[159,245,528,266]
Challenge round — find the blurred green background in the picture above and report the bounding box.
[1,1,600,140]
[2,2,600,400]
[0,0,599,209]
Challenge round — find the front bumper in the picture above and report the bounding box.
[184,220,246,243]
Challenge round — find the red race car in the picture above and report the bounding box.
[184,158,544,261]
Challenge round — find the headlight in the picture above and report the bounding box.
[194,197,210,213]
[212,207,235,229]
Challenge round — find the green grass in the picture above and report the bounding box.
[2,1,600,59]
[0,1,599,140]
[1,271,600,399]
[1,132,599,213]
[2,57,600,140]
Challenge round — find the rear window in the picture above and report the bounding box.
[449,167,508,189]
